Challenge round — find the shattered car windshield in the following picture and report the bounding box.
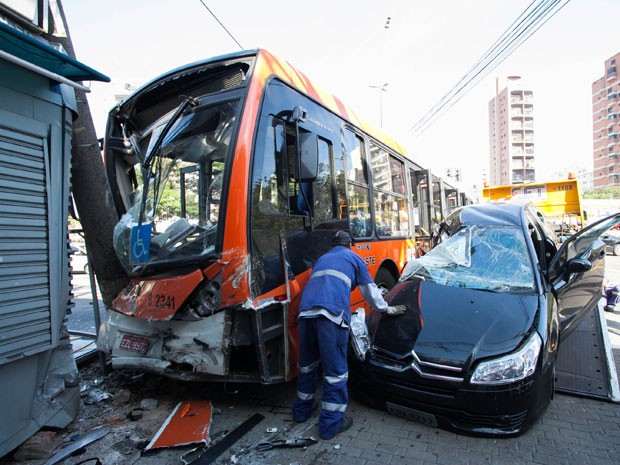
[113,100,239,271]
[401,225,535,292]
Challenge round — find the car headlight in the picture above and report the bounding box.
[470,332,542,385]
[350,308,371,361]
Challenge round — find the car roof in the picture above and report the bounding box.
[450,203,525,228]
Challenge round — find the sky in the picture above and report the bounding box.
[61,0,620,195]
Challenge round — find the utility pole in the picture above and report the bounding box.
[369,83,388,128]
[47,1,129,307]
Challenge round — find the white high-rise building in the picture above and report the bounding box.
[488,76,536,186]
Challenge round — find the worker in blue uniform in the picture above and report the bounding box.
[292,230,406,440]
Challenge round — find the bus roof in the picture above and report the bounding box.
[252,49,409,158]
[115,49,409,161]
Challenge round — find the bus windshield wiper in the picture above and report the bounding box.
[137,95,199,226]
[143,95,199,170]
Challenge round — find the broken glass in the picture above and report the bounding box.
[112,100,239,271]
[401,225,535,292]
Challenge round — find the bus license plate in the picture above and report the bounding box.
[386,402,438,427]
[119,334,150,354]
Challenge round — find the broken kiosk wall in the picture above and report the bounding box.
[0,38,86,460]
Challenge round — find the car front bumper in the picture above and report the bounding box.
[349,354,553,437]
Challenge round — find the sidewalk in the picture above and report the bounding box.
[9,263,618,465]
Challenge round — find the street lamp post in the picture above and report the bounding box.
[369,83,388,128]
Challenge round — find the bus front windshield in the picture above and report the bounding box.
[113,99,239,271]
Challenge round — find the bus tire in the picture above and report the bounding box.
[374,268,396,296]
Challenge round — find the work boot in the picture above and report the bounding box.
[337,416,353,435]
[604,305,615,312]
[320,415,353,439]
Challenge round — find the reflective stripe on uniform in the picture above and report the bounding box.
[310,269,352,288]
[298,308,346,327]
[297,390,315,401]
[322,401,347,412]
[300,359,320,374]
[325,372,348,384]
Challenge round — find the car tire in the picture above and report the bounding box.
[374,268,397,296]
[613,244,620,256]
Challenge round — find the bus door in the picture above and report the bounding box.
[410,168,433,254]
[444,183,461,211]
[431,174,445,224]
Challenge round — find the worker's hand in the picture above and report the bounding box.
[384,305,407,316]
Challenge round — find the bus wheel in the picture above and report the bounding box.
[374,268,396,296]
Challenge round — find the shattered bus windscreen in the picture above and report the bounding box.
[400,225,535,292]
[113,100,239,270]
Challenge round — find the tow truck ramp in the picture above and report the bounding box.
[555,301,619,402]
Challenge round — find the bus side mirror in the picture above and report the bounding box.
[297,131,318,182]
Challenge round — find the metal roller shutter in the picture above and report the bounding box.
[0,124,51,364]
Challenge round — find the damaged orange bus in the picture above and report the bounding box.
[99,49,433,383]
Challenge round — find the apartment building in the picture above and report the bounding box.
[488,76,536,186]
[592,52,620,189]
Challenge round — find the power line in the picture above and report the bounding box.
[197,0,244,50]
[411,0,572,135]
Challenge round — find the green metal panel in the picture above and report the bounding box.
[0,21,109,82]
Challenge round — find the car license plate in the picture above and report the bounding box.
[119,334,150,354]
[386,402,438,427]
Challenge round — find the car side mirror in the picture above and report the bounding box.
[565,257,592,274]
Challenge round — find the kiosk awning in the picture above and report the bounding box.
[0,21,109,82]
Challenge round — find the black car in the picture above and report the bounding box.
[602,233,620,256]
[349,203,620,437]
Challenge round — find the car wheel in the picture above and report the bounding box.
[374,268,397,296]
[613,244,620,256]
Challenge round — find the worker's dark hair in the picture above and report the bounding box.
[332,230,353,247]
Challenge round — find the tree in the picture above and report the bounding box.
[47,1,129,307]
[583,186,620,199]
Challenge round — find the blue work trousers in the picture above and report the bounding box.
[292,315,349,440]
[606,284,620,308]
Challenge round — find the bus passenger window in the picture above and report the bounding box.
[348,185,371,237]
[369,143,409,238]
[344,129,371,239]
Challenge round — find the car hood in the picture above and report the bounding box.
[371,277,539,369]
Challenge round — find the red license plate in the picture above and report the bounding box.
[119,334,150,354]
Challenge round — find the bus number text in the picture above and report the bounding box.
[147,293,176,310]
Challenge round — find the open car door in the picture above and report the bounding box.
[548,212,620,340]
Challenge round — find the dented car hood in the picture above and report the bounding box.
[371,278,538,368]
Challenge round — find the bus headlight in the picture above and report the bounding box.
[195,279,221,316]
